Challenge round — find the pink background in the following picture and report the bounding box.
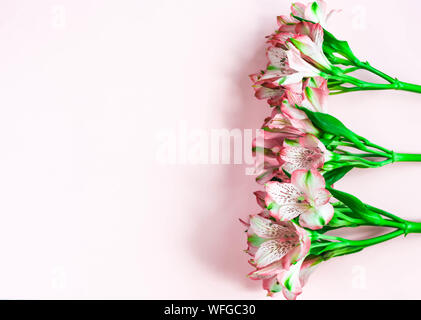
[0,0,420,299]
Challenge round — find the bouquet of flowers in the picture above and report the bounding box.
[243,0,421,300]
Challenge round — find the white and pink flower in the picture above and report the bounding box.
[301,76,328,112]
[251,21,331,106]
[253,111,308,184]
[265,169,334,230]
[288,32,332,72]
[262,255,323,299]
[279,99,319,135]
[243,214,312,300]
[280,134,331,174]
[277,1,336,28]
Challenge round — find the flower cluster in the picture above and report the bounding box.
[251,0,421,97]
[244,0,421,300]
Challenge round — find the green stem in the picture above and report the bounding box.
[328,67,421,94]
[329,80,421,95]
[396,81,421,94]
[355,61,395,84]
[365,205,406,223]
[316,219,421,249]
[394,153,421,162]
[315,229,404,248]
[345,229,404,248]
[406,220,421,233]
[362,140,392,154]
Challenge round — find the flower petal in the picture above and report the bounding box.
[249,215,292,240]
[289,35,332,71]
[291,169,326,197]
[298,134,320,149]
[262,276,279,297]
[255,86,285,100]
[291,2,306,18]
[256,167,278,185]
[302,77,328,112]
[248,260,283,280]
[275,203,308,221]
[254,191,267,209]
[265,181,302,206]
[277,259,304,300]
[300,256,323,287]
[299,203,334,230]
[277,15,298,26]
[280,144,324,174]
[267,46,288,69]
[281,99,307,121]
[313,188,331,206]
[255,239,294,267]
[285,44,320,76]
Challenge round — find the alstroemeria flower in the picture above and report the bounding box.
[289,33,332,72]
[253,45,318,88]
[253,128,296,184]
[281,76,328,123]
[267,20,332,75]
[257,43,323,88]
[280,134,331,174]
[301,76,328,112]
[262,255,323,299]
[252,20,332,109]
[263,108,305,134]
[245,214,310,270]
[243,214,311,300]
[278,0,336,29]
[253,110,313,184]
[251,74,302,106]
[268,20,323,49]
[265,169,334,229]
[253,22,326,88]
[280,100,319,135]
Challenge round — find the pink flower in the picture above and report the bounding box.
[280,77,328,133]
[253,110,328,183]
[256,41,323,88]
[268,20,323,50]
[253,112,307,184]
[251,76,302,106]
[267,21,332,77]
[262,255,323,299]
[246,214,310,270]
[278,1,336,28]
[289,33,332,72]
[265,169,334,230]
[252,18,332,107]
[301,76,328,112]
[280,134,330,174]
[244,214,311,299]
[265,107,319,137]
[280,99,319,135]
[251,22,327,95]
[254,191,267,209]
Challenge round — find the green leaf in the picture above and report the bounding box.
[322,29,359,65]
[323,166,353,186]
[328,188,382,223]
[296,106,365,149]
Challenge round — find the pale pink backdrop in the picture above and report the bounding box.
[0,0,420,299]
